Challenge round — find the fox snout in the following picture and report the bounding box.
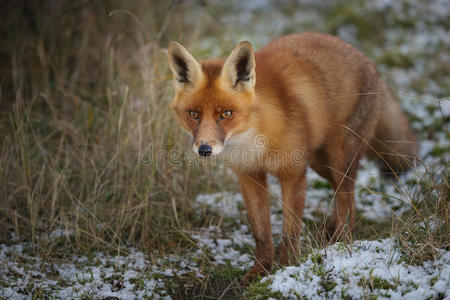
[193,140,224,157]
[198,144,212,157]
[192,120,225,157]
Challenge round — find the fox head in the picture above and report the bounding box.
[167,41,256,157]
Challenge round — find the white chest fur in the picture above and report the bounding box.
[221,128,267,170]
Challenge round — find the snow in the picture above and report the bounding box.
[40,228,74,242]
[190,225,254,270]
[262,239,450,299]
[0,243,174,299]
[2,232,448,298]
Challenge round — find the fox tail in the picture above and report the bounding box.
[368,81,419,175]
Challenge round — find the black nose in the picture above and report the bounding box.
[198,144,212,157]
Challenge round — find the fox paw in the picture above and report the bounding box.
[319,221,350,244]
[242,263,272,285]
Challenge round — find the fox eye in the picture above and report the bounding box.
[221,110,233,119]
[188,110,199,120]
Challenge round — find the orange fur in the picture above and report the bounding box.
[167,33,418,283]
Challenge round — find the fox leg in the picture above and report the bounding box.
[312,91,380,241]
[311,140,361,241]
[279,169,307,265]
[325,145,360,241]
[237,171,274,284]
[328,93,381,240]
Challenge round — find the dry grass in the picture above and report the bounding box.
[393,160,449,264]
[0,0,233,254]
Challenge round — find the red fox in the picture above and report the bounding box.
[167,33,418,283]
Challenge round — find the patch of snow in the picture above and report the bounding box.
[190,226,254,270]
[194,192,244,219]
[0,243,195,299]
[40,228,74,242]
[262,239,450,299]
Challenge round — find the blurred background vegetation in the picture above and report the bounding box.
[0,0,448,257]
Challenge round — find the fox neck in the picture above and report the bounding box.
[221,127,267,170]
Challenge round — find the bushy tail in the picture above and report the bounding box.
[368,81,419,175]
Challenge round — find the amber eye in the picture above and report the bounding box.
[221,110,233,119]
[188,110,199,120]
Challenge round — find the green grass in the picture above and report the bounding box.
[244,279,282,300]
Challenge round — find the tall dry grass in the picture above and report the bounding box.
[0,0,233,254]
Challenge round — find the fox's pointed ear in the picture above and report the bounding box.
[167,42,203,90]
[221,41,255,91]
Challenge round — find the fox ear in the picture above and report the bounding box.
[221,41,255,91]
[167,42,203,90]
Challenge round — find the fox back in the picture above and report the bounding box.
[168,33,417,173]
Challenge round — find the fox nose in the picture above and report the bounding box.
[198,144,212,157]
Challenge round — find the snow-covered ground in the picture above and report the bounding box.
[0,240,173,299]
[263,239,449,299]
[2,184,449,299]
